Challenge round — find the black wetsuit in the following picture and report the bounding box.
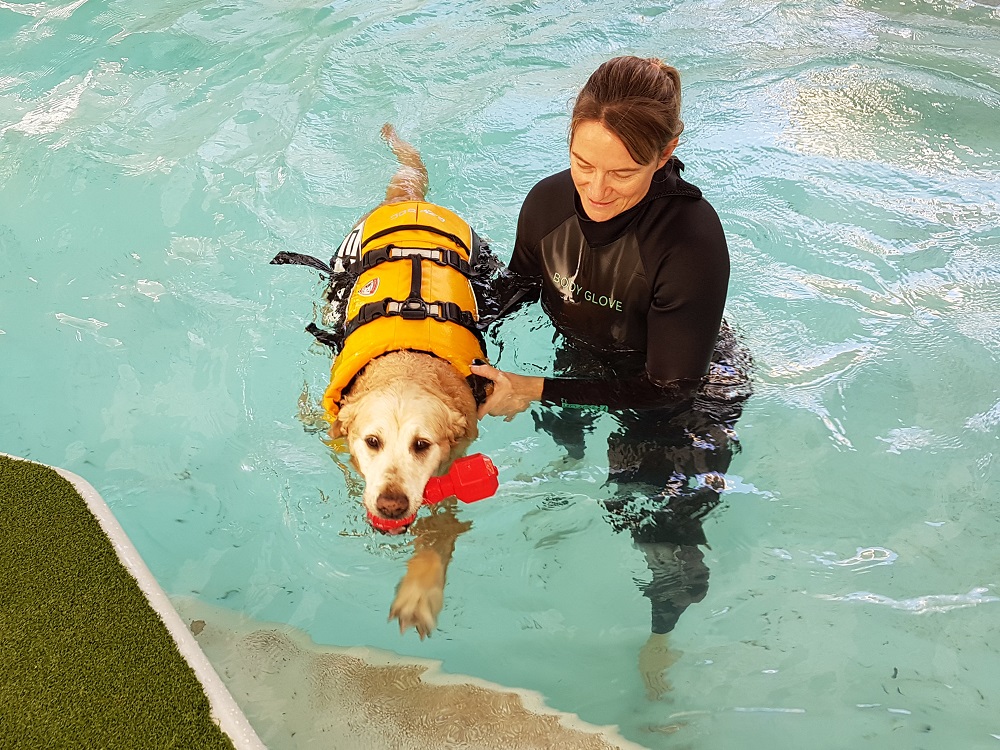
[484,159,753,634]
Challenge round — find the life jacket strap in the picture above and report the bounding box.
[345,298,477,337]
[356,245,472,276]
[305,322,343,351]
[270,251,333,275]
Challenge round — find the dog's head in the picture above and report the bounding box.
[330,353,478,534]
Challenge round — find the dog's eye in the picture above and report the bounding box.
[412,438,431,455]
[365,435,382,451]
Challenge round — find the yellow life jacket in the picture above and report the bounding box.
[322,201,486,420]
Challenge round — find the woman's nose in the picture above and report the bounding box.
[588,172,610,198]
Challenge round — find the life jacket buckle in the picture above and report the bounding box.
[398,297,429,320]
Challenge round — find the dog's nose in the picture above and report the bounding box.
[376,488,410,519]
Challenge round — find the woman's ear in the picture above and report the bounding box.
[658,138,679,169]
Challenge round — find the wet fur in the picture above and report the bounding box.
[328,124,478,638]
[335,350,478,523]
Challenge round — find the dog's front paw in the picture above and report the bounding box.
[389,552,445,639]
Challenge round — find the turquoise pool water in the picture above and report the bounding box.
[2,0,999,747]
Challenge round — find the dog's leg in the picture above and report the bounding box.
[380,123,428,204]
[389,501,472,638]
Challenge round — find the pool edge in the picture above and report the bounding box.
[1,452,267,750]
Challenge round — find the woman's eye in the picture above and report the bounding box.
[365,435,381,451]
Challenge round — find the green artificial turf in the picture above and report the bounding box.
[0,455,235,750]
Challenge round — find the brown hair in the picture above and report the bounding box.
[570,56,684,166]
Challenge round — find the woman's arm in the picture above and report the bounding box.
[470,362,544,420]
[472,363,700,419]
[540,372,700,411]
[471,263,540,330]
[643,198,730,384]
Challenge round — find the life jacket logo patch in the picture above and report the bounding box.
[357,278,379,297]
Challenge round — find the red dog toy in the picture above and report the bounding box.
[367,453,498,532]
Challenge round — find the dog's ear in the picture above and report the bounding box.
[429,365,478,446]
[446,406,477,446]
[329,401,354,439]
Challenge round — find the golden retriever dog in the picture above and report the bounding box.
[333,349,476,638]
[275,124,490,638]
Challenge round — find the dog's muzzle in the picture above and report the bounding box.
[366,453,499,535]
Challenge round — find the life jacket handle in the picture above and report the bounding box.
[354,245,472,276]
[360,223,471,255]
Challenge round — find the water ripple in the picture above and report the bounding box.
[965,400,1000,432]
[875,426,962,453]
[819,586,1000,613]
[814,546,898,569]
[54,312,122,347]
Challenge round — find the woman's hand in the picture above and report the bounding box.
[470,362,544,421]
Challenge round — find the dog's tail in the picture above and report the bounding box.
[381,123,429,203]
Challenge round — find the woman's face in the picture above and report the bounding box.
[569,120,674,222]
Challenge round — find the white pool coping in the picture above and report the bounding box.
[2,453,267,750]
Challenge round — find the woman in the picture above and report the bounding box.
[474,56,752,697]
